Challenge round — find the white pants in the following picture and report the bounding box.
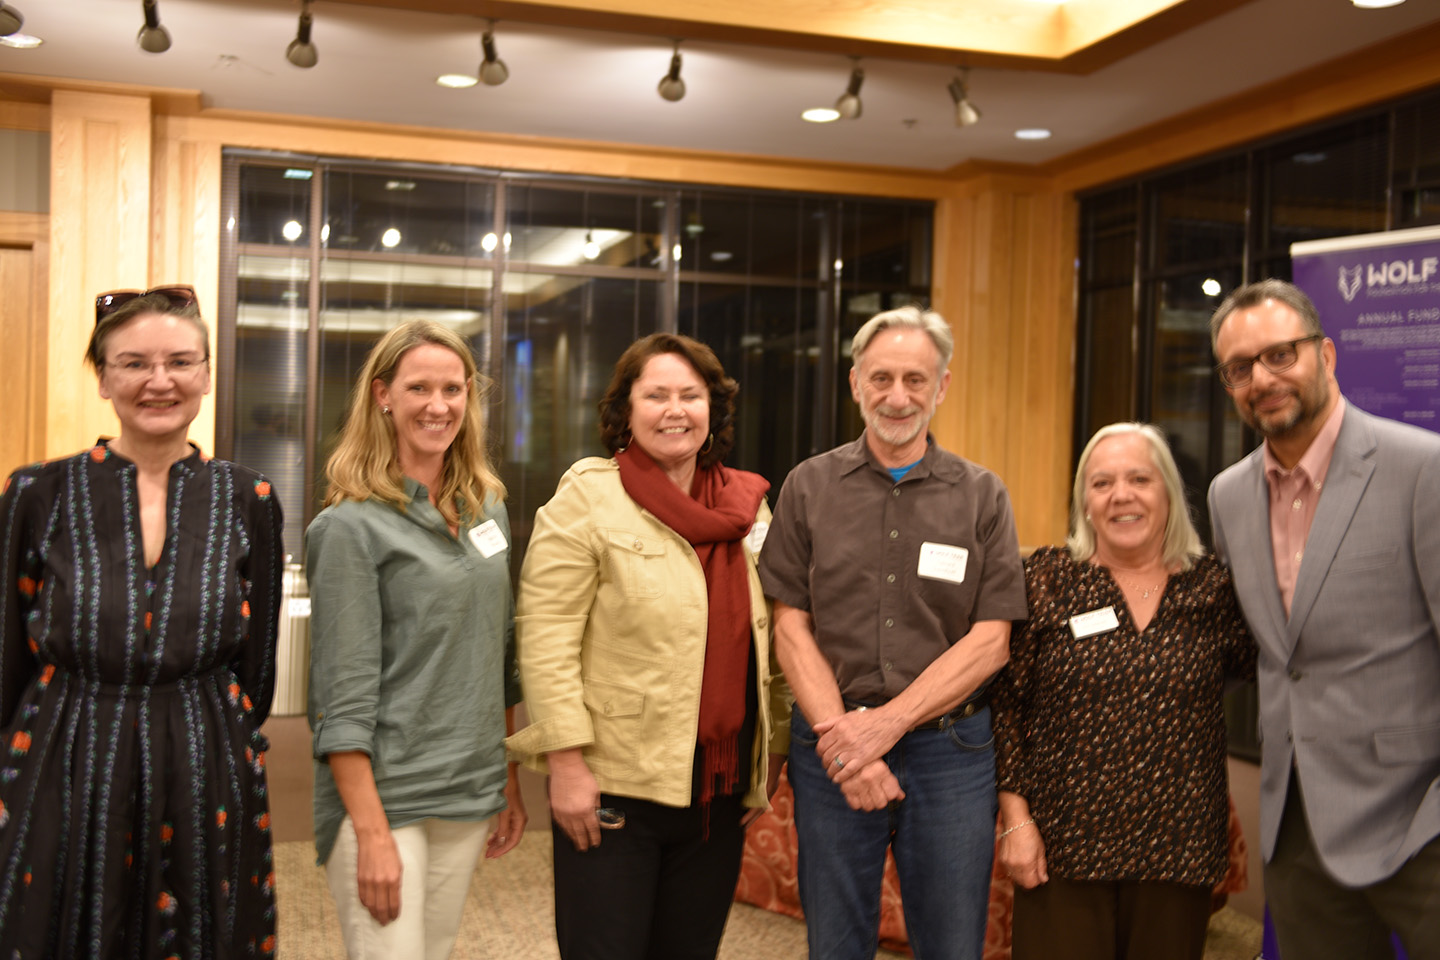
[326,815,491,960]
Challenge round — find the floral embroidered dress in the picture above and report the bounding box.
[0,443,284,959]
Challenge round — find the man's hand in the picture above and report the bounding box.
[813,708,908,784]
[838,759,905,811]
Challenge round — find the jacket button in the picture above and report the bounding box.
[633,539,643,550]
[604,703,614,716]
[1288,670,1303,682]
[756,616,768,629]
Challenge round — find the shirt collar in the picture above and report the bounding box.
[1263,395,1346,488]
[836,432,964,483]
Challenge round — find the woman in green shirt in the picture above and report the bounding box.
[306,320,524,959]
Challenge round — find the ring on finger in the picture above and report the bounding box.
[832,756,846,769]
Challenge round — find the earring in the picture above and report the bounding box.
[382,405,391,415]
[1084,512,1091,522]
[700,433,715,455]
[616,430,631,452]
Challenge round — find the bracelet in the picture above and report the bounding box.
[998,818,1036,840]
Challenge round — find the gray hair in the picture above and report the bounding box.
[851,305,954,372]
[1066,422,1203,572]
[1209,279,1324,353]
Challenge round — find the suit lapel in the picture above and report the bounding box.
[1285,408,1377,645]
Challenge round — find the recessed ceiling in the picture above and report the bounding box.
[0,0,1435,171]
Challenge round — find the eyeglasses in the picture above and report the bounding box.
[94,285,198,325]
[1215,335,1322,388]
[103,355,209,385]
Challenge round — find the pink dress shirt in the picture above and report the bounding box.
[1263,398,1346,616]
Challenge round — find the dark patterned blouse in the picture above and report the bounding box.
[0,442,284,958]
[992,546,1256,887]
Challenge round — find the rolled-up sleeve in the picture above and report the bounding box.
[306,510,383,759]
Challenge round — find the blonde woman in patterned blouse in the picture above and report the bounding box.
[992,422,1255,960]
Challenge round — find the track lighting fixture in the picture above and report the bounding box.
[835,59,863,120]
[286,0,318,68]
[657,41,685,102]
[948,68,981,127]
[0,3,23,38]
[137,0,171,53]
[479,21,509,86]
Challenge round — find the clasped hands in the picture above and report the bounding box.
[813,708,907,811]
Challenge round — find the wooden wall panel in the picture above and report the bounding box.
[0,209,48,479]
[47,91,153,458]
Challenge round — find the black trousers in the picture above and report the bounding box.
[551,792,747,960]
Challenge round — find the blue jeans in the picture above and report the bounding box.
[789,707,998,960]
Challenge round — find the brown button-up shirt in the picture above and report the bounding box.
[758,434,1028,703]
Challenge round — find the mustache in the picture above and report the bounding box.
[874,403,921,418]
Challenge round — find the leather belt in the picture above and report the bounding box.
[844,691,988,732]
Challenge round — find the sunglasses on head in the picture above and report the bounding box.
[94,285,198,325]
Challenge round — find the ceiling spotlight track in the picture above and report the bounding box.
[948,67,981,127]
[657,40,685,102]
[286,0,318,69]
[137,0,171,53]
[480,20,509,86]
[0,3,23,38]
[835,58,863,120]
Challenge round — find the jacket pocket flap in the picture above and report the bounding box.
[605,530,667,557]
[583,679,645,718]
[1374,723,1440,764]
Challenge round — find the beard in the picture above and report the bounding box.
[1244,376,1331,439]
[863,401,929,448]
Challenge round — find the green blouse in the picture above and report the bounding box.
[306,479,520,864]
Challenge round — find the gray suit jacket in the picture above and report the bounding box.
[1208,403,1440,886]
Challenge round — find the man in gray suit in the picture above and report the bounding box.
[1208,279,1440,959]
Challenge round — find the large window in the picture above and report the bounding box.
[1074,84,1440,758]
[219,155,933,560]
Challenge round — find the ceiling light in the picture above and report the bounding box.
[0,31,41,49]
[283,168,314,180]
[479,21,509,86]
[948,69,981,127]
[137,0,171,53]
[1201,278,1222,297]
[481,232,499,252]
[802,107,840,123]
[282,220,304,242]
[835,59,864,120]
[381,228,402,248]
[1015,128,1052,140]
[710,251,733,262]
[286,0,318,69]
[0,3,24,37]
[385,180,416,191]
[657,42,685,102]
[1351,0,1405,7]
[437,74,478,89]
[583,231,600,260]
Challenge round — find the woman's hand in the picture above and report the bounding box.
[486,763,528,859]
[742,753,788,826]
[547,748,602,851]
[999,819,1049,890]
[354,823,404,924]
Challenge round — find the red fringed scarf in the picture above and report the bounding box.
[615,445,769,815]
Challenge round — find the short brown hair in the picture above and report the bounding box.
[86,293,208,371]
[597,333,738,468]
[1209,279,1324,353]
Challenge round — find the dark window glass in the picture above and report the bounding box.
[237,165,313,247]
[1258,117,1388,256]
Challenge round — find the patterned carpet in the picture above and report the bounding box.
[273,830,1261,960]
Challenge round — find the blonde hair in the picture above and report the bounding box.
[322,320,504,526]
[1066,422,1202,572]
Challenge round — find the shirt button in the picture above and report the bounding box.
[892,488,901,497]
[1289,670,1303,682]
[889,529,899,539]
[885,618,894,627]
[1294,551,1303,563]
[1292,498,1302,510]
[886,573,896,583]
[883,661,894,671]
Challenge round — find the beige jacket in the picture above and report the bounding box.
[505,457,790,809]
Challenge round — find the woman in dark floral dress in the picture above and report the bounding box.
[0,287,284,958]
[992,422,1255,960]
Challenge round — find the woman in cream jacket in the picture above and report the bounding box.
[507,333,789,960]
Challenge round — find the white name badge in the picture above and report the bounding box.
[468,519,508,558]
[1069,606,1120,639]
[747,520,769,555]
[917,542,969,584]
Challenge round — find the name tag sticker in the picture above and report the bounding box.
[469,519,508,558]
[1069,606,1120,639]
[748,520,769,555]
[917,542,969,584]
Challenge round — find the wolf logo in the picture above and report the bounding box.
[1338,265,1363,303]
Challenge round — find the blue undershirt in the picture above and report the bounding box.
[886,459,922,483]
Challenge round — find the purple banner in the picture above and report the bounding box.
[1292,224,1440,435]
